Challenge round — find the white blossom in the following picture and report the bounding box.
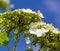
[21,9,44,18]
[25,37,31,44]
[53,28,60,34]
[29,22,60,36]
[21,9,36,13]
[37,10,44,18]
[40,13,44,18]
[29,28,49,37]
[29,22,46,29]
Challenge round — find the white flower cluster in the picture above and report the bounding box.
[21,9,44,18]
[14,9,44,18]
[53,28,60,34]
[29,28,49,37]
[29,22,46,29]
[29,22,60,37]
[21,9,36,13]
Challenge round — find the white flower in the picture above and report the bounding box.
[37,10,44,18]
[40,13,44,18]
[53,28,60,34]
[29,22,60,36]
[25,37,31,44]
[29,28,49,37]
[21,9,36,13]
[29,22,46,29]
[29,22,38,29]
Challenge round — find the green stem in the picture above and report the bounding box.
[13,35,18,51]
[13,31,20,51]
[13,41,17,51]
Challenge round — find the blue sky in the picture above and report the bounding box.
[0,0,60,51]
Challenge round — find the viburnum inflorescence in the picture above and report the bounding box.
[0,9,42,47]
[28,22,60,51]
[0,8,60,51]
